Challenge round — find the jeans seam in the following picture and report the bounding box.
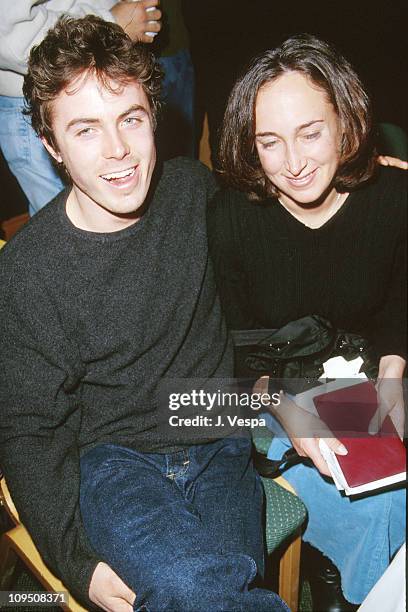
[248,555,258,581]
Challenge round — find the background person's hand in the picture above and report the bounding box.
[378,155,408,170]
[89,562,136,612]
[111,0,161,43]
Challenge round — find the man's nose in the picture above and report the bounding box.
[284,142,307,176]
[102,129,130,160]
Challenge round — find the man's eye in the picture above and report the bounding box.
[123,116,142,126]
[77,127,95,137]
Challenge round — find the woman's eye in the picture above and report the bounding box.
[262,140,278,150]
[304,132,321,141]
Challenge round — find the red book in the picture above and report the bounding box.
[313,381,406,495]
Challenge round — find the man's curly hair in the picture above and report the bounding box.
[23,15,163,148]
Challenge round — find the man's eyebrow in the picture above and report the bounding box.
[65,105,149,131]
[117,104,149,121]
[65,117,99,131]
[255,120,324,138]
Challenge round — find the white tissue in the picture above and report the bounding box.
[322,356,365,379]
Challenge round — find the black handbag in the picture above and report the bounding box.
[232,315,378,395]
[232,315,379,478]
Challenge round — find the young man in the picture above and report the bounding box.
[0,0,162,216]
[0,16,287,612]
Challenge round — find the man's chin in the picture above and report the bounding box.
[103,200,145,219]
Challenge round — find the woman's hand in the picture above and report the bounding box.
[254,378,348,477]
[276,393,348,477]
[369,355,406,438]
[378,155,408,170]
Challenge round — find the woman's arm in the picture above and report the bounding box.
[0,1,116,75]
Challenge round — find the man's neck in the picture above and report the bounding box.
[66,188,141,233]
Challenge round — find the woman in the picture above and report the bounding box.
[208,34,406,610]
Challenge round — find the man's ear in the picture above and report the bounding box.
[41,136,62,164]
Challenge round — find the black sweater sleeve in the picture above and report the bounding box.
[0,266,100,608]
[207,189,256,329]
[363,171,407,361]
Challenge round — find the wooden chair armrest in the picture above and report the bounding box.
[0,477,20,524]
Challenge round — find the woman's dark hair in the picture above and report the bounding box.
[219,34,377,199]
[23,15,163,148]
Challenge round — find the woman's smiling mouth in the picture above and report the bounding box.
[285,168,318,188]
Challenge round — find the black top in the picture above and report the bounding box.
[0,158,232,607]
[208,166,407,361]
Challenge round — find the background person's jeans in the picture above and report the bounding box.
[0,95,65,216]
[157,49,195,159]
[80,437,288,611]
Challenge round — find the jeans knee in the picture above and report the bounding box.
[142,553,259,610]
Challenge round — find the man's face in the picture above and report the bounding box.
[43,71,156,231]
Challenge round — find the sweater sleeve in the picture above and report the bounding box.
[364,170,407,361]
[0,0,116,75]
[365,224,407,361]
[207,189,256,329]
[0,262,100,608]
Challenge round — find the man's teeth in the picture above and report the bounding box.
[102,167,135,180]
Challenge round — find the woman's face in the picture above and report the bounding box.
[255,71,342,206]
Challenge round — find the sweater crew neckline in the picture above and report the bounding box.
[56,187,152,242]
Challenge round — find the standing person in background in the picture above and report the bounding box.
[0,0,161,217]
[154,0,195,159]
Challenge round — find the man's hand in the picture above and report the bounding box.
[89,562,136,612]
[111,0,161,43]
[378,155,408,170]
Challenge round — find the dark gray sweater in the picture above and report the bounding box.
[0,158,232,607]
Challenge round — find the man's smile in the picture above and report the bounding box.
[100,165,138,182]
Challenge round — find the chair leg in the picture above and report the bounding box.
[0,533,18,590]
[278,530,302,612]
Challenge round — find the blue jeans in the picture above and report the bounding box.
[158,49,195,158]
[266,415,406,604]
[0,95,65,216]
[80,437,288,611]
